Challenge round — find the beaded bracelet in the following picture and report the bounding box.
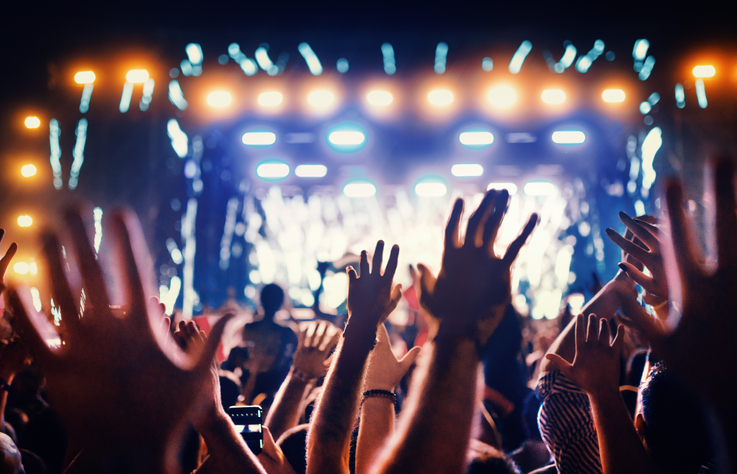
[362,389,397,405]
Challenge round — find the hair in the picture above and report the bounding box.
[465,439,521,474]
[260,284,285,317]
[639,362,714,474]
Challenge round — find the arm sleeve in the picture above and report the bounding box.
[536,370,602,474]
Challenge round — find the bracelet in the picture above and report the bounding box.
[651,300,668,310]
[362,389,397,405]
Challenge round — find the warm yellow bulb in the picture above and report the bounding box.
[21,164,37,177]
[18,215,33,227]
[74,71,96,84]
[692,65,716,78]
[24,116,41,129]
[206,91,233,108]
[126,69,149,83]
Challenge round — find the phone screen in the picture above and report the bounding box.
[227,405,263,455]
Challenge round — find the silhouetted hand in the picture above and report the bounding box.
[416,190,537,343]
[546,314,624,398]
[0,229,18,294]
[7,209,231,466]
[346,241,401,330]
[292,321,339,381]
[364,325,421,392]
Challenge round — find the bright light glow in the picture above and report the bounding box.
[25,116,40,129]
[295,164,328,178]
[298,42,323,76]
[427,89,454,107]
[602,89,626,103]
[487,182,518,195]
[242,131,277,146]
[509,40,533,74]
[695,79,708,108]
[692,65,715,78]
[256,161,290,180]
[415,180,447,197]
[641,127,662,191]
[675,83,685,109]
[49,119,62,188]
[79,84,93,113]
[434,42,448,74]
[459,131,494,146]
[307,90,335,109]
[185,43,203,64]
[367,90,393,107]
[18,215,33,227]
[633,39,649,61]
[381,43,396,75]
[119,82,133,113]
[552,130,586,144]
[168,80,188,110]
[451,164,484,177]
[74,71,96,84]
[258,91,283,107]
[541,89,566,104]
[328,130,365,146]
[482,57,493,71]
[93,207,103,253]
[21,164,37,177]
[14,262,29,275]
[524,181,558,196]
[167,119,188,158]
[206,91,232,108]
[343,181,376,198]
[487,85,517,109]
[126,69,149,84]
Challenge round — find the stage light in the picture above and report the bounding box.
[242,131,276,146]
[258,91,283,107]
[451,164,484,177]
[328,130,365,146]
[692,65,715,78]
[74,71,96,84]
[487,85,517,109]
[206,91,232,108]
[126,69,150,84]
[307,90,335,109]
[367,90,393,107]
[602,89,625,103]
[14,262,30,275]
[343,181,376,198]
[415,179,448,197]
[256,161,290,180]
[524,181,558,196]
[487,182,518,195]
[459,130,494,148]
[427,89,454,107]
[18,215,33,227]
[552,130,586,144]
[541,89,566,104]
[295,164,328,178]
[21,164,37,177]
[24,116,40,129]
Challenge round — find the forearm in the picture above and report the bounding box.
[194,408,266,474]
[356,397,395,474]
[376,335,478,474]
[306,321,375,474]
[588,391,654,474]
[0,372,12,427]
[264,369,311,440]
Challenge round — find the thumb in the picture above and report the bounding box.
[195,313,233,374]
[259,426,282,461]
[416,263,436,310]
[545,353,574,378]
[398,345,421,372]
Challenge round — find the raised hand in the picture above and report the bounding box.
[416,189,537,343]
[346,241,401,330]
[545,314,624,397]
[6,209,231,472]
[364,325,421,392]
[292,321,339,381]
[619,158,737,413]
[0,229,18,294]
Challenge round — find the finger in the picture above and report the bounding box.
[398,345,422,371]
[110,211,152,331]
[66,210,110,312]
[618,262,663,297]
[619,211,660,250]
[599,317,611,344]
[416,263,435,310]
[545,353,574,378]
[586,314,597,343]
[0,242,18,276]
[619,294,667,348]
[42,234,82,334]
[606,228,652,266]
[389,284,402,310]
[612,324,626,353]
[313,321,328,348]
[466,190,496,248]
[502,213,538,266]
[258,426,281,461]
[359,250,369,278]
[714,158,737,266]
[6,286,57,368]
[372,241,385,276]
[320,330,340,353]
[347,266,358,285]
[444,198,464,249]
[482,189,509,248]
[664,180,702,277]
[382,244,400,280]
[195,313,234,374]
[633,219,662,238]
[574,314,585,351]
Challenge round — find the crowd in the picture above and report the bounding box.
[0,158,735,474]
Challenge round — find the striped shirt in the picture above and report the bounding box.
[536,370,602,474]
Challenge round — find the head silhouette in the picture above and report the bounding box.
[260,284,285,319]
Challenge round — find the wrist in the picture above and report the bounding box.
[289,367,317,384]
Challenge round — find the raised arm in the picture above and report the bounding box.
[355,325,420,474]
[547,314,655,474]
[266,320,339,440]
[306,241,401,474]
[375,189,537,474]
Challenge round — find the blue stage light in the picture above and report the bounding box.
[551,130,585,144]
[256,160,290,180]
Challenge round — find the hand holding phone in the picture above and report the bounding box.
[227,405,263,455]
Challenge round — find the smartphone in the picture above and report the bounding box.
[227,405,263,455]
